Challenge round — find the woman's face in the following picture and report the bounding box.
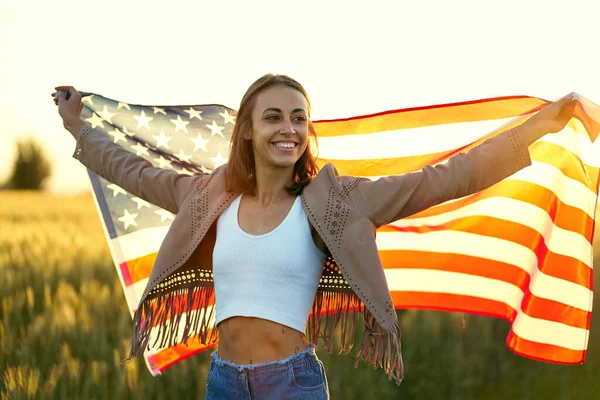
[248,84,309,171]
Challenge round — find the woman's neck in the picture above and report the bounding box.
[252,163,295,207]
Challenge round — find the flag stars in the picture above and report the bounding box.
[219,110,236,125]
[191,133,209,152]
[152,129,172,149]
[176,149,193,163]
[184,107,203,120]
[97,105,116,124]
[206,120,225,137]
[86,113,104,129]
[155,209,175,223]
[170,115,190,133]
[108,128,127,144]
[153,106,167,115]
[131,197,152,210]
[134,110,154,130]
[209,151,228,168]
[117,102,131,110]
[153,155,172,169]
[107,183,127,197]
[131,142,150,156]
[118,209,138,230]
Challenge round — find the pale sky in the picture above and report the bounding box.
[1,0,599,194]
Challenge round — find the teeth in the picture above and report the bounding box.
[275,142,296,148]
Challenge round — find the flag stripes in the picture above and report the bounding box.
[83,93,598,374]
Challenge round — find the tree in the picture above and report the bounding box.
[7,137,52,190]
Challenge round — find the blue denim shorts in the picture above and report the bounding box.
[205,343,329,399]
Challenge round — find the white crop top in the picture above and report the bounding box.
[212,194,326,333]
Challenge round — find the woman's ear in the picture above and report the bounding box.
[244,129,252,140]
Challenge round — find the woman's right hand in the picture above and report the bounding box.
[51,86,84,129]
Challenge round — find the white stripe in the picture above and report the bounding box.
[379,233,592,311]
[318,117,518,160]
[389,196,593,263]
[132,278,150,301]
[385,269,589,350]
[512,162,597,217]
[365,161,597,218]
[111,226,170,262]
[512,312,589,351]
[537,126,600,168]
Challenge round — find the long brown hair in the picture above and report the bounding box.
[224,74,319,195]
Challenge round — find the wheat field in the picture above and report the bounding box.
[1,190,600,399]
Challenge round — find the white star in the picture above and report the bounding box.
[153,155,172,169]
[206,120,225,137]
[130,142,150,156]
[219,110,236,125]
[153,106,167,115]
[118,209,138,230]
[199,164,211,174]
[134,110,153,130]
[107,183,127,197]
[191,133,209,152]
[184,107,203,120]
[108,128,127,144]
[83,95,95,105]
[152,129,172,149]
[97,105,116,124]
[170,115,190,133]
[85,113,104,129]
[117,102,131,110]
[131,197,151,210]
[155,209,175,223]
[175,149,193,163]
[209,151,228,168]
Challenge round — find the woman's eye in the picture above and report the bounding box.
[266,115,280,120]
[294,116,307,122]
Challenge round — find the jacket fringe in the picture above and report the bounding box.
[125,284,218,362]
[307,290,404,385]
[124,284,404,385]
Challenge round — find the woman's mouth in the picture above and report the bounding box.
[272,141,298,152]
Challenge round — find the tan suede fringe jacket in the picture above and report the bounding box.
[73,122,531,385]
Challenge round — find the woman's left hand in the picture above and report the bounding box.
[523,92,580,136]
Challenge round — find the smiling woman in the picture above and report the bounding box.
[52,72,583,400]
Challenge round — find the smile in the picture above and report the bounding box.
[272,142,297,150]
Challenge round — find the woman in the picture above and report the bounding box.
[53,75,578,399]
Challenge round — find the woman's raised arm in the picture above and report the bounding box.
[53,86,206,214]
[351,93,581,227]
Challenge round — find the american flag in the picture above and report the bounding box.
[79,92,600,375]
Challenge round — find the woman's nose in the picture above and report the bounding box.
[282,119,295,134]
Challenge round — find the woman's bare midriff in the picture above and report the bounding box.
[216,316,311,365]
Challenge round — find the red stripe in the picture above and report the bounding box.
[120,262,133,286]
[507,331,586,364]
[154,336,218,372]
[391,291,517,321]
[313,95,545,123]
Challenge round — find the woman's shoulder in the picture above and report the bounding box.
[308,163,365,189]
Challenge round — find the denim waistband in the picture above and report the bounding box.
[210,343,319,373]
